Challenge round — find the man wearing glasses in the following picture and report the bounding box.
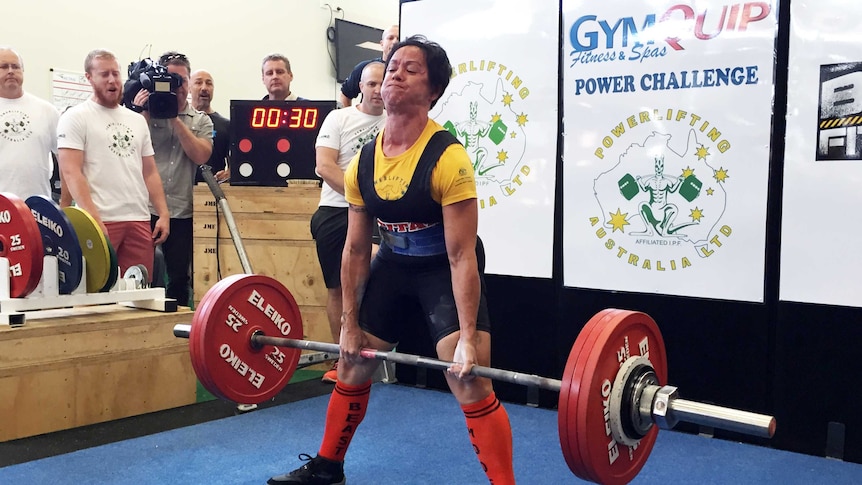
[0,46,60,199]
[130,51,213,308]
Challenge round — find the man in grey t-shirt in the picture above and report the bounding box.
[130,51,212,307]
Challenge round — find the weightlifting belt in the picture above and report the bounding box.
[378,221,446,257]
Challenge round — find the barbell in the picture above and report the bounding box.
[174,273,776,484]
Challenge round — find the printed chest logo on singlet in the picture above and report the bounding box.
[374,174,409,200]
[0,110,33,142]
[106,122,137,157]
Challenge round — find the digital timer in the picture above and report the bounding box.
[250,107,320,129]
[230,100,336,186]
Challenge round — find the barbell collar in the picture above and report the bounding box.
[174,324,191,338]
[649,385,776,438]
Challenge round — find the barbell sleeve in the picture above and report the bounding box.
[652,386,776,438]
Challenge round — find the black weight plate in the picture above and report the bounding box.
[26,195,84,294]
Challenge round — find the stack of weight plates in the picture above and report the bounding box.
[0,192,122,297]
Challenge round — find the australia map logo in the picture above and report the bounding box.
[1,110,33,142]
[106,122,136,158]
[590,110,734,271]
[430,60,534,210]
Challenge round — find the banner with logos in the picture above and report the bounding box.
[561,1,777,302]
[780,2,862,307]
[401,0,558,278]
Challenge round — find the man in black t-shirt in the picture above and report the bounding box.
[190,69,230,183]
[339,24,399,108]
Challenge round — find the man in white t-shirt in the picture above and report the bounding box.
[310,61,386,384]
[0,47,60,199]
[57,49,170,282]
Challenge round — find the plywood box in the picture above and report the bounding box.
[0,305,195,441]
[192,184,332,351]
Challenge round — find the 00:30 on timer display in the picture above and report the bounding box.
[249,107,319,129]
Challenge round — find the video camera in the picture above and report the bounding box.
[122,58,184,119]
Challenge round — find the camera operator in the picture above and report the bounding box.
[131,51,212,308]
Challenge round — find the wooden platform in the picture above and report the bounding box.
[192,184,331,347]
[0,305,195,442]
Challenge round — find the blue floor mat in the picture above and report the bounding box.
[1,384,860,484]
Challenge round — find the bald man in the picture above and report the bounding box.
[338,24,399,108]
[190,69,229,183]
[0,46,60,199]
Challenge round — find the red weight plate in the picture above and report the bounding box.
[576,309,636,484]
[568,310,639,485]
[190,275,241,396]
[559,309,623,483]
[576,310,668,485]
[191,274,303,404]
[193,275,295,401]
[192,276,253,399]
[0,192,44,297]
[191,276,240,397]
[188,280,217,395]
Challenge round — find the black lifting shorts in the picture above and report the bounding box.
[310,206,348,289]
[358,256,492,345]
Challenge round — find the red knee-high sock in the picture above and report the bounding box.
[318,380,371,462]
[462,392,515,485]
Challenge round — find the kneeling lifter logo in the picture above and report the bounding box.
[1,110,32,142]
[430,59,533,209]
[591,109,734,271]
[106,122,136,157]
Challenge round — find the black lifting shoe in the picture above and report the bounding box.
[267,453,346,485]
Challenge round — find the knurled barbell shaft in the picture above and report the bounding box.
[172,324,775,438]
[252,328,564,391]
